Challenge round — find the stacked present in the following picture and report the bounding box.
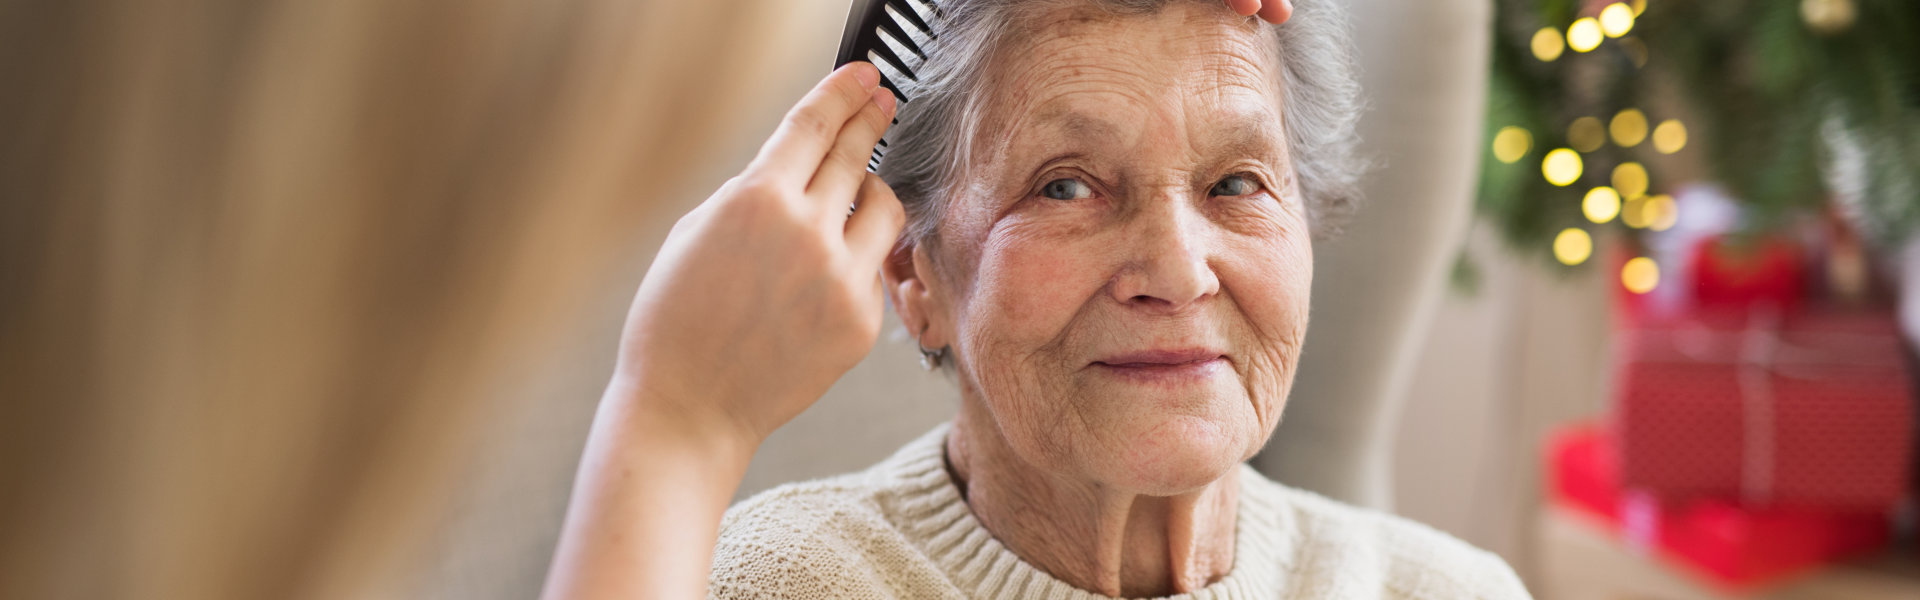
[1548,423,1896,589]
[1547,232,1917,591]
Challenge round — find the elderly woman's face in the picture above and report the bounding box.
[932,3,1310,495]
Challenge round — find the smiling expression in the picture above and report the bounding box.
[920,2,1311,495]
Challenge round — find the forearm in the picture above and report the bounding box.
[540,383,758,600]
[540,62,901,599]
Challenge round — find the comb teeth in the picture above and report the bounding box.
[836,0,943,172]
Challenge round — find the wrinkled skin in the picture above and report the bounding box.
[885,2,1311,596]
[546,3,1301,600]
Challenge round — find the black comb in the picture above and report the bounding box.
[835,0,942,172]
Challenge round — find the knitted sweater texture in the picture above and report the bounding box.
[710,424,1532,599]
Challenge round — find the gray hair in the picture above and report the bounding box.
[877,0,1365,248]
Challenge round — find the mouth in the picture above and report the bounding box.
[1089,348,1230,384]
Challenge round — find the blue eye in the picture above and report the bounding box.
[1040,178,1094,200]
[1210,175,1263,197]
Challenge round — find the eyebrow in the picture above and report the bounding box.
[1200,109,1288,162]
[1024,107,1287,163]
[1052,111,1126,145]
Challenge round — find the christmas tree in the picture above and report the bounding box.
[1476,0,1920,269]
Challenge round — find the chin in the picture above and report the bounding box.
[1103,414,1250,496]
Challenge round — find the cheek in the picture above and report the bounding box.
[950,218,1124,462]
[1221,231,1312,424]
[1236,234,1312,327]
[959,220,1113,353]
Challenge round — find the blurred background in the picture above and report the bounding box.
[419,0,1920,598]
[3,0,1917,599]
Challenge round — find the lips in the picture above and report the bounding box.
[1092,348,1227,368]
[1089,348,1229,386]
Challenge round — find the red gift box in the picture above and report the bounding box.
[1614,306,1915,509]
[1545,423,1893,590]
[1547,421,1621,522]
[1621,494,1892,588]
[1687,234,1808,310]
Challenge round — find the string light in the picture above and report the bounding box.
[1600,3,1636,37]
[1802,0,1858,35]
[1584,186,1622,223]
[1612,162,1649,199]
[1532,27,1567,62]
[1568,117,1607,152]
[1611,108,1649,147]
[1622,257,1660,294]
[1543,148,1584,186]
[1653,119,1688,154]
[1620,37,1649,68]
[1622,196,1652,228]
[1554,228,1593,265]
[1568,18,1604,52]
[1493,126,1533,163]
[1647,194,1679,231]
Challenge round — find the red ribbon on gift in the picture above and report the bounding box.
[1627,305,1905,505]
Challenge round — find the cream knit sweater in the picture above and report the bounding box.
[710,424,1532,599]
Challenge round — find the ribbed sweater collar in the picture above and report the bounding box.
[872,423,1296,599]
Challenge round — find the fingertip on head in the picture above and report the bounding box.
[1256,0,1293,24]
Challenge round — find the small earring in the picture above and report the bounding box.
[918,345,943,371]
[915,323,943,371]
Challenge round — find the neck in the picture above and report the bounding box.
[945,403,1239,598]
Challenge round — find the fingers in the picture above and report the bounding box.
[1255,0,1293,24]
[749,63,883,184]
[1223,0,1261,17]
[807,87,896,206]
[843,173,906,272]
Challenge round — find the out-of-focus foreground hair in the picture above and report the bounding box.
[0,1,795,598]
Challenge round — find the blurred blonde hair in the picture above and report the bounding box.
[0,1,808,597]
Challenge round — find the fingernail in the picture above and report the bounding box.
[873,87,896,116]
[853,63,881,89]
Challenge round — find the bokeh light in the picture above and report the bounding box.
[1611,108,1649,147]
[1653,119,1687,154]
[1568,117,1607,152]
[1622,196,1651,228]
[1802,0,1858,35]
[1493,126,1533,163]
[1622,257,1660,294]
[1584,186,1622,223]
[1647,194,1678,231]
[1554,228,1593,265]
[1632,0,1647,16]
[1620,36,1649,68]
[1568,18,1603,53]
[1543,148,1584,186]
[1612,162,1649,199]
[1600,3,1636,37]
[1532,27,1566,62]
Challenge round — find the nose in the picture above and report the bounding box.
[1109,198,1220,312]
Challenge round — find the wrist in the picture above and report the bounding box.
[601,375,761,476]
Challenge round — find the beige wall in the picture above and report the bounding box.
[1388,228,1614,589]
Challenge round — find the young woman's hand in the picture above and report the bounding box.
[611,61,903,448]
[1224,0,1293,23]
[541,63,901,600]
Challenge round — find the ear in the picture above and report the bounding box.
[882,238,952,350]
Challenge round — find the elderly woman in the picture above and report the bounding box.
[543,0,1530,598]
